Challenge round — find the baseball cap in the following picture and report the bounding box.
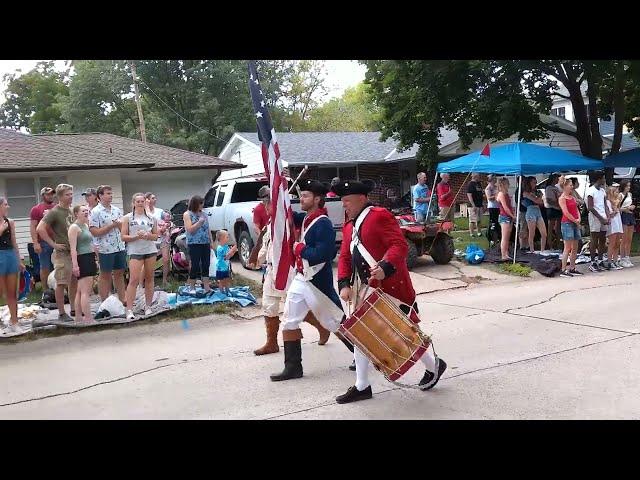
[40,186,54,195]
[81,188,97,196]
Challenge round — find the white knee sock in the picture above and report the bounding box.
[419,343,436,372]
[354,347,371,391]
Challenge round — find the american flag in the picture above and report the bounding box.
[248,61,295,291]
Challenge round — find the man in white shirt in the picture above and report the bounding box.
[89,185,126,301]
[586,172,610,272]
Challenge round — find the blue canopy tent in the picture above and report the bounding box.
[603,148,640,168]
[431,142,605,263]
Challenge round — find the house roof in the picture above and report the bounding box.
[598,118,640,151]
[235,130,459,165]
[0,129,242,173]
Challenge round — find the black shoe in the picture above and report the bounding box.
[349,360,356,371]
[569,269,583,276]
[336,385,373,404]
[270,340,303,381]
[419,358,448,391]
[560,270,574,278]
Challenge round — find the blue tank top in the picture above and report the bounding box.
[186,211,210,245]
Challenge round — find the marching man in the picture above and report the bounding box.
[334,180,448,404]
[270,179,345,381]
[250,186,331,356]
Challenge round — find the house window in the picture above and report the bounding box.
[551,107,566,119]
[5,178,37,219]
[4,176,68,219]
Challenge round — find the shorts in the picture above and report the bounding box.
[498,215,512,225]
[439,206,453,221]
[77,252,98,279]
[0,249,19,276]
[468,206,481,223]
[546,208,562,221]
[588,213,607,233]
[621,212,636,226]
[129,252,157,260]
[52,250,73,285]
[216,270,230,280]
[38,241,54,271]
[561,222,581,241]
[525,206,543,223]
[98,250,127,272]
[262,293,281,317]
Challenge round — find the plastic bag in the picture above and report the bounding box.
[99,294,126,317]
[465,244,485,265]
[209,248,217,278]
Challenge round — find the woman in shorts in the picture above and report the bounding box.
[0,197,25,334]
[69,205,98,324]
[558,179,583,277]
[122,193,158,319]
[522,176,547,253]
[496,177,515,261]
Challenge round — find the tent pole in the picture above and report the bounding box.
[427,173,438,221]
[513,175,523,264]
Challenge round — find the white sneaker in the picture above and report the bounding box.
[620,258,632,268]
[625,257,634,267]
[144,308,153,316]
[126,310,135,320]
[2,323,24,335]
[613,261,624,270]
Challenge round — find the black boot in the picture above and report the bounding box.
[419,357,448,391]
[270,329,303,382]
[336,385,373,404]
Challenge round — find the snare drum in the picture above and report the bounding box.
[339,288,430,381]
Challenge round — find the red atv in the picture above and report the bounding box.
[392,208,455,270]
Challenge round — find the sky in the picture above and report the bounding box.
[0,59,366,103]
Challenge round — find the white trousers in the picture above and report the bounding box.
[281,274,343,332]
[354,343,437,391]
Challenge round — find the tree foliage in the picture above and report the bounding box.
[306,82,379,131]
[0,61,69,133]
[363,60,640,167]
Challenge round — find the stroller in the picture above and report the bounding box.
[170,227,190,280]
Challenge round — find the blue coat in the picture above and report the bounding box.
[294,212,341,309]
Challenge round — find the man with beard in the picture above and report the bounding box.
[270,179,346,381]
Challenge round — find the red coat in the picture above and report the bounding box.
[338,206,416,306]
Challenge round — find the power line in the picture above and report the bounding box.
[137,80,231,145]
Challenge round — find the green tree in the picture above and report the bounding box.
[0,61,69,133]
[306,82,379,131]
[363,60,640,168]
[57,60,138,136]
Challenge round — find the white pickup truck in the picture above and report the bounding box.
[203,177,345,268]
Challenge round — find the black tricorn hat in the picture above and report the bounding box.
[331,179,374,197]
[300,179,329,196]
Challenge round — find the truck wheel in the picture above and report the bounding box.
[430,232,454,265]
[406,239,419,270]
[238,231,254,269]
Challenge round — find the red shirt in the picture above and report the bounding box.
[561,196,579,223]
[436,182,453,208]
[29,202,55,242]
[252,202,270,231]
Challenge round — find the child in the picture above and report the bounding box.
[215,230,237,295]
[158,211,173,248]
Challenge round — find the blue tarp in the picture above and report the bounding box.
[603,148,640,168]
[436,142,604,175]
[172,286,257,308]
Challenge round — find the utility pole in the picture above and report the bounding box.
[129,61,147,143]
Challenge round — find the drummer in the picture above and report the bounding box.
[334,180,448,404]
